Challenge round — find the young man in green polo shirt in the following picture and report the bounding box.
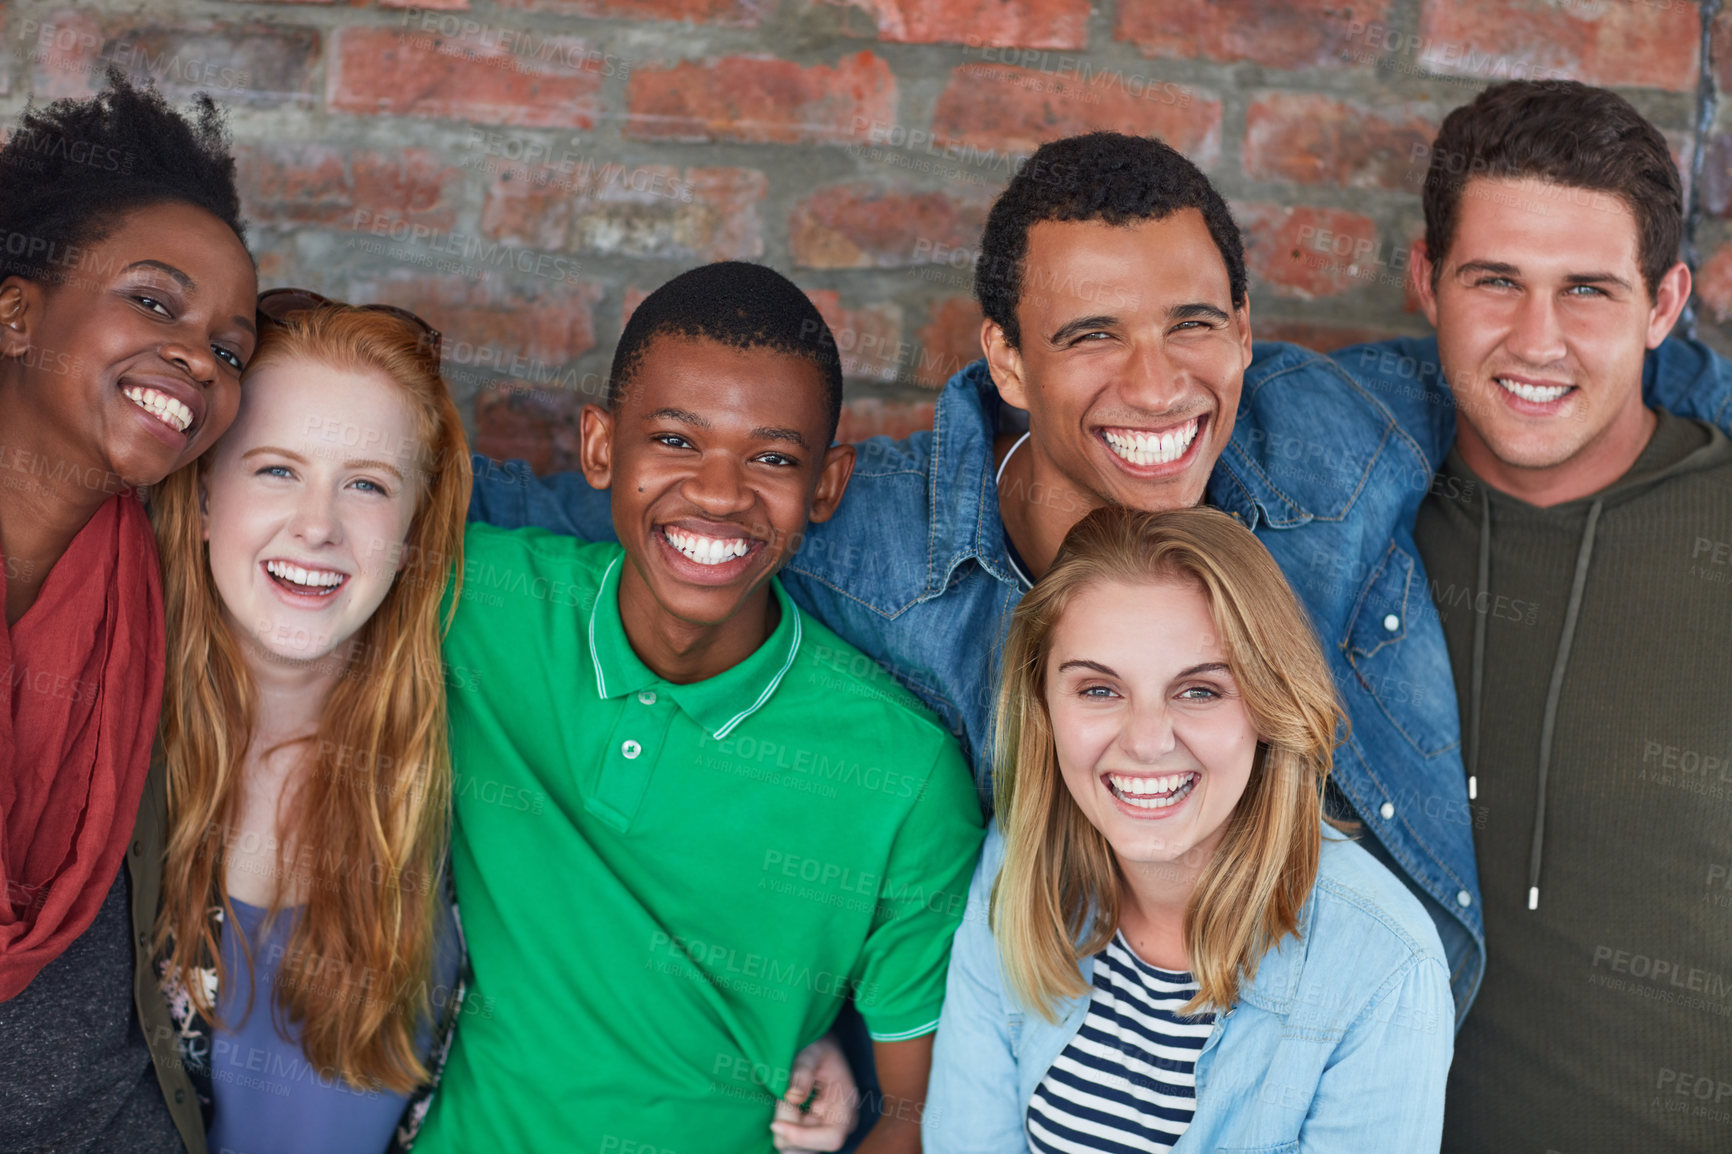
[417,262,985,1154]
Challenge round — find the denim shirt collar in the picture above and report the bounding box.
[925,360,1027,593]
[930,354,1331,559]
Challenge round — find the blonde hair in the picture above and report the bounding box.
[990,505,1345,1020]
[152,306,471,1092]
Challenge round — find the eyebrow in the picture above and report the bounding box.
[241,446,405,480]
[123,259,258,336]
[1048,315,1118,345]
[124,259,195,291]
[751,426,807,448]
[1167,302,1232,324]
[1455,260,1631,292]
[1055,659,1232,679]
[646,407,709,427]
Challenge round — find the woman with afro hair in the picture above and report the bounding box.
[0,71,257,1152]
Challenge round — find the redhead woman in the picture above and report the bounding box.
[148,295,470,1154]
[925,506,1454,1152]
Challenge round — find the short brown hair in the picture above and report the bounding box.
[1422,79,1682,298]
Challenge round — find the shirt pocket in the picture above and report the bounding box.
[1343,540,1457,759]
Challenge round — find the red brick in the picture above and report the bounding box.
[827,0,1089,49]
[789,184,993,269]
[1696,242,1732,323]
[328,26,602,129]
[101,23,321,107]
[496,0,764,24]
[913,297,984,387]
[1416,0,1697,92]
[1236,204,1383,301]
[931,63,1220,165]
[625,51,895,146]
[481,162,767,263]
[1255,322,1398,353]
[344,270,603,373]
[25,10,104,99]
[474,385,585,473]
[1244,93,1437,192]
[237,144,464,231]
[807,290,903,383]
[837,397,936,442]
[1116,0,1393,70]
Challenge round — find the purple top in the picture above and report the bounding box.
[204,897,458,1154]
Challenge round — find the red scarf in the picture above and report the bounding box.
[0,493,164,1000]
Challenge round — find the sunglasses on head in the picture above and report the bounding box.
[256,288,443,360]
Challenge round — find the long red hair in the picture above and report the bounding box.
[152,306,470,1091]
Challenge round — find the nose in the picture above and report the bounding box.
[160,333,218,385]
[681,451,753,517]
[287,484,342,549]
[1504,289,1567,368]
[1117,339,1186,415]
[1119,695,1179,765]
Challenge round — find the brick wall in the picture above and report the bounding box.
[4,0,1727,467]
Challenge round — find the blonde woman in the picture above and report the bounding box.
[925,506,1453,1152]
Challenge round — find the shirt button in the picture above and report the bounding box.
[1382,614,1400,632]
[637,690,657,706]
[622,740,642,760]
[1379,802,1395,820]
[131,840,142,857]
[1457,890,1473,908]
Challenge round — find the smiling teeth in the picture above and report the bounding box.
[1108,772,1198,809]
[664,528,751,566]
[1496,378,1570,404]
[122,385,193,433]
[1102,419,1199,467]
[266,560,346,589]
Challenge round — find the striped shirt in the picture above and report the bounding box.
[1026,933,1217,1153]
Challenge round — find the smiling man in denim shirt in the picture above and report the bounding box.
[466,131,1728,1032]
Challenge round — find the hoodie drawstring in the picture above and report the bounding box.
[1527,499,1603,911]
[1467,487,1491,804]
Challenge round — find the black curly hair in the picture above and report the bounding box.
[608,261,844,442]
[0,69,247,286]
[976,132,1246,349]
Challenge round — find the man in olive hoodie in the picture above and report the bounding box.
[1355,80,1732,1152]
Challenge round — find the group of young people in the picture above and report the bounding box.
[0,65,1725,1154]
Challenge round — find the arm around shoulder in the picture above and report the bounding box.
[1646,336,1732,433]
[466,453,618,541]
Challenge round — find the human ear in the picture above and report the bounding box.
[806,443,856,525]
[1409,239,1440,328]
[579,404,615,490]
[1644,261,1691,348]
[0,278,41,360]
[983,319,1029,410]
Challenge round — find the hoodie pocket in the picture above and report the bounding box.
[1344,541,1458,759]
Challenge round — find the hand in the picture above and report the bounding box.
[770,1033,859,1153]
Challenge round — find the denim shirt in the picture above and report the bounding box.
[468,341,1489,1016]
[923,827,1455,1154]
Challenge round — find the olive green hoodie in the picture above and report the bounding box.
[1417,410,1732,1153]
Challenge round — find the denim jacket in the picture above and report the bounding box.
[469,342,1489,1017]
[923,826,1455,1154]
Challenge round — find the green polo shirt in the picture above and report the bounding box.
[417,525,984,1154]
